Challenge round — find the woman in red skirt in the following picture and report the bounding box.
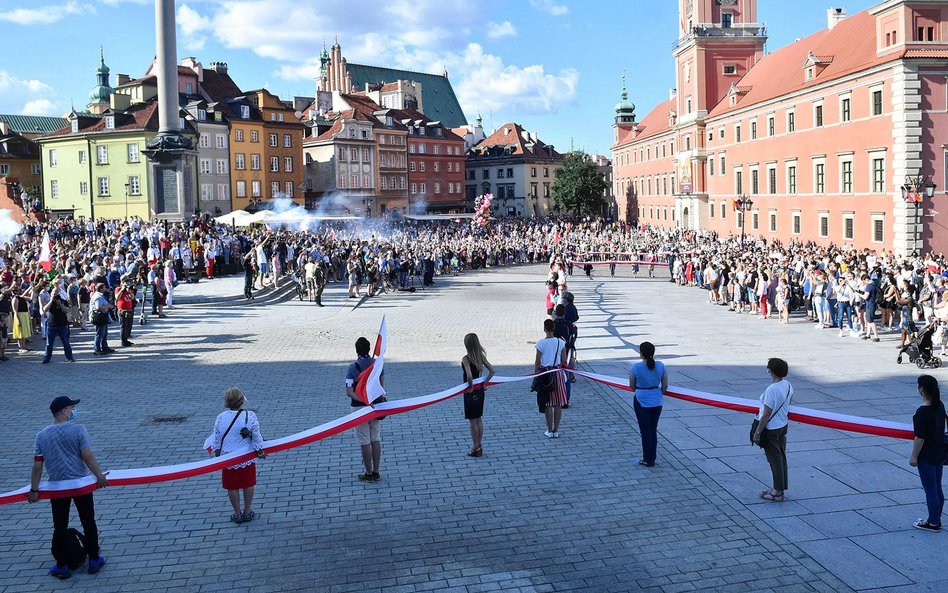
[209,388,265,523]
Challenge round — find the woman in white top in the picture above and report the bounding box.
[752,358,793,502]
[535,319,568,438]
[208,388,265,523]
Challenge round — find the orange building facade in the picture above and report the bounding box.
[613,0,948,256]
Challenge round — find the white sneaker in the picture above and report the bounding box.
[544,431,554,438]
[839,331,845,338]
[552,432,560,438]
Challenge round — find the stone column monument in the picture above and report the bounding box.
[143,0,197,220]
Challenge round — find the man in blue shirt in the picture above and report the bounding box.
[29,396,109,579]
[861,274,880,341]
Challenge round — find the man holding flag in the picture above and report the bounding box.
[344,318,387,482]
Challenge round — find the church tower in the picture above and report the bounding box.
[672,0,766,199]
[87,47,113,115]
[612,73,636,144]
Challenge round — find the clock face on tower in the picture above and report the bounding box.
[718,0,738,5]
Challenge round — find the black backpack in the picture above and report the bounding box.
[53,528,87,570]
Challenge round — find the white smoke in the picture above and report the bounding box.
[265,192,363,234]
[0,209,22,244]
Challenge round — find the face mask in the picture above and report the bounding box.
[68,409,78,421]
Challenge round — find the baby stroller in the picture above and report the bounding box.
[897,322,941,368]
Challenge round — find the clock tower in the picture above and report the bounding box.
[672,0,766,227]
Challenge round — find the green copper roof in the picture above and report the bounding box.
[346,63,468,128]
[0,114,68,134]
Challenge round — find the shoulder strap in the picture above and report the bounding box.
[219,409,243,447]
[770,383,791,419]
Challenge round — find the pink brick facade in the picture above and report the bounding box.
[612,0,948,256]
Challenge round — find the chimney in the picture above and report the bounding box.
[669,88,677,101]
[116,74,130,86]
[209,61,228,74]
[827,7,846,31]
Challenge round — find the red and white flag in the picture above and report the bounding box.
[38,231,52,272]
[355,316,387,405]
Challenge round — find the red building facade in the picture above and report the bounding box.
[613,0,948,256]
[400,110,466,213]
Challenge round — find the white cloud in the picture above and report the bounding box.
[451,43,578,115]
[0,71,59,116]
[21,99,58,116]
[486,20,517,39]
[528,0,569,16]
[177,4,210,51]
[0,1,94,25]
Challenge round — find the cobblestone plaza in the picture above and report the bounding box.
[1,265,945,592]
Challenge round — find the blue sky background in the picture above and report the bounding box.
[1,0,878,157]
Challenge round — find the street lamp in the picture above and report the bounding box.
[735,194,754,246]
[124,183,130,221]
[900,175,937,255]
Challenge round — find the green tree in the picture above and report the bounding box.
[551,152,608,216]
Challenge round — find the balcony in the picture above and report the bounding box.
[674,24,766,49]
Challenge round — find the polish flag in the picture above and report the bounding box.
[355,316,387,405]
[38,231,52,272]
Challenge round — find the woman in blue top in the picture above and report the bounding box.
[628,342,669,467]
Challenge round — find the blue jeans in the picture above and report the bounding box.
[837,301,854,330]
[43,325,73,362]
[94,323,109,353]
[827,298,838,326]
[633,398,662,464]
[918,461,944,526]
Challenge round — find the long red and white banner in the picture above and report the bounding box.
[0,367,913,505]
[568,260,671,267]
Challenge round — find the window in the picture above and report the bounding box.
[285,182,293,197]
[872,89,883,116]
[420,162,426,172]
[217,184,228,201]
[381,176,388,190]
[497,168,504,178]
[251,154,260,170]
[710,157,715,176]
[872,157,885,192]
[841,96,851,122]
[199,134,209,148]
[235,129,244,142]
[77,150,85,165]
[201,184,213,201]
[531,167,537,177]
[720,155,725,173]
[411,183,417,194]
[721,12,732,28]
[420,182,426,194]
[815,162,825,193]
[31,163,41,175]
[768,167,777,194]
[751,121,757,140]
[815,103,824,127]
[216,134,227,149]
[0,164,8,176]
[482,169,489,179]
[97,176,109,196]
[97,145,108,164]
[410,161,416,172]
[843,214,855,240]
[186,82,194,94]
[507,168,513,177]
[216,159,228,175]
[284,157,293,173]
[269,133,278,147]
[105,116,114,130]
[350,175,358,188]
[79,181,88,195]
[792,212,801,234]
[788,164,797,194]
[768,116,775,137]
[337,175,347,189]
[50,180,59,199]
[841,159,853,193]
[350,148,358,161]
[248,180,260,197]
[236,181,246,197]
[270,156,279,172]
[362,148,370,161]
[200,159,211,174]
[240,105,250,119]
[127,143,139,163]
[769,211,777,232]
[723,64,737,75]
[250,131,259,143]
[544,168,549,177]
[735,170,743,195]
[819,213,829,237]
[787,111,795,133]
[197,109,206,121]
[433,162,439,173]
[419,144,426,154]
[736,124,742,143]
[235,154,245,170]
[434,183,441,194]
[433,145,440,155]
[709,202,715,218]
[284,134,292,148]
[721,203,727,219]
[751,169,759,194]
[872,215,885,242]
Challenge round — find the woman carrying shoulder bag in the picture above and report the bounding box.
[753,358,793,502]
[207,388,265,524]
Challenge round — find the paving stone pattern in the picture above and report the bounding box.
[0,264,937,592]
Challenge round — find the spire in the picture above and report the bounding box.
[620,70,628,101]
[475,111,482,128]
[614,70,635,125]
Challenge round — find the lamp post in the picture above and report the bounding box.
[124,182,130,221]
[900,175,937,255]
[735,194,753,246]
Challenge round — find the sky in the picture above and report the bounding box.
[1,0,880,157]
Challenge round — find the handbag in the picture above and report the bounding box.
[530,342,561,393]
[214,409,245,457]
[91,309,109,326]
[750,384,790,448]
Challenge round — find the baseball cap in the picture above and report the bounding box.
[49,396,80,415]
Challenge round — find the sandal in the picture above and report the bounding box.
[467,448,478,457]
[760,491,785,502]
[230,512,244,524]
[241,511,255,523]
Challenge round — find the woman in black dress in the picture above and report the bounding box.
[462,333,495,457]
